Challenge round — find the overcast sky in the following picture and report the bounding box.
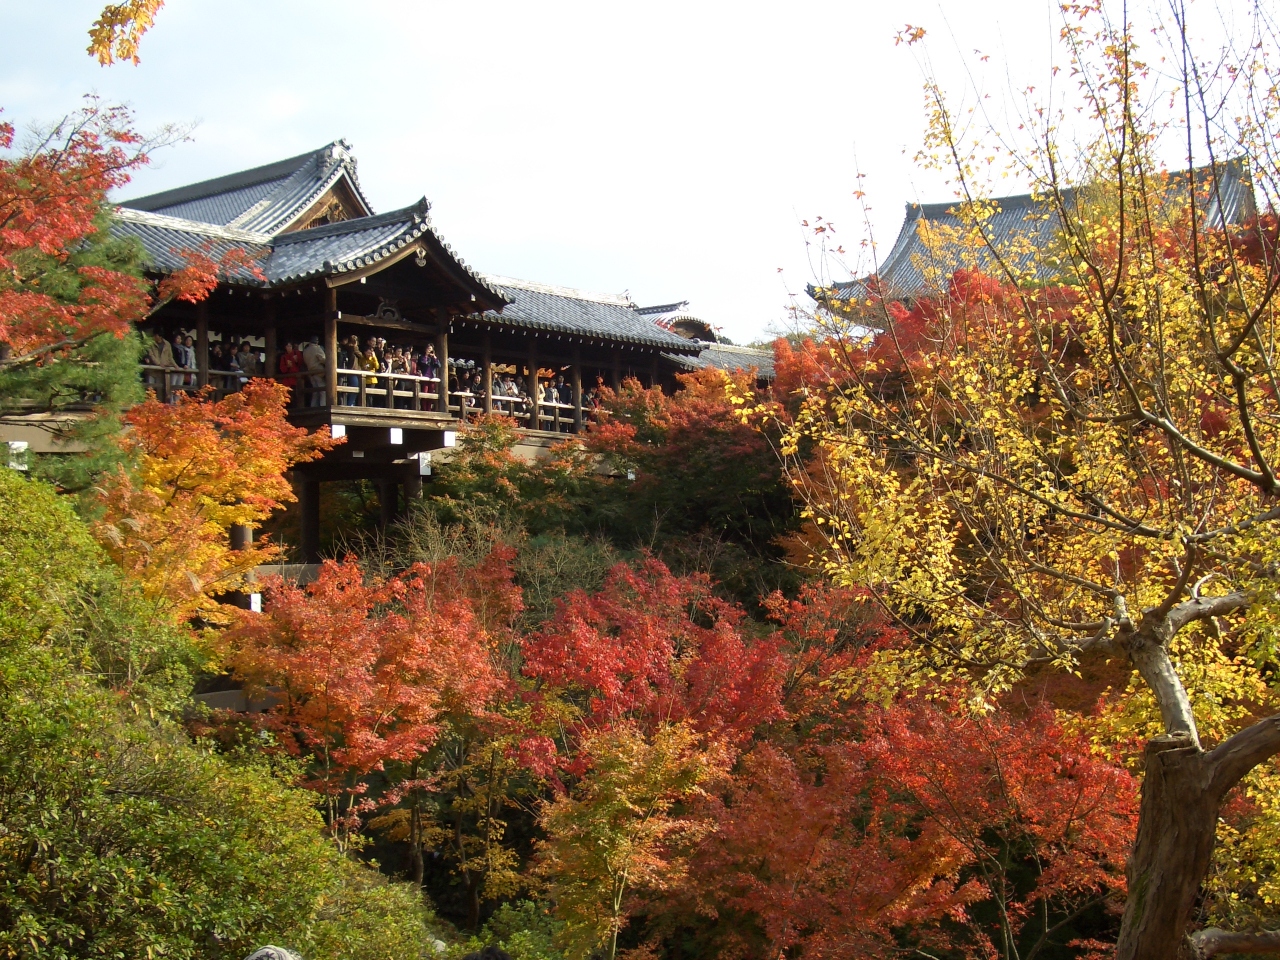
[1,0,1120,342]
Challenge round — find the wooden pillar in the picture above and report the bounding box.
[572,344,583,433]
[299,478,320,563]
[196,301,210,388]
[527,341,540,430]
[230,523,252,552]
[404,472,423,504]
[611,350,621,390]
[650,354,660,390]
[482,332,493,415]
[324,288,338,408]
[435,328,450,414]
[378,478,398,529]
[264,306,278,380]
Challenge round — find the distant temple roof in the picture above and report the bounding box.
[662,341,775,380]
[810,159,1258,303]
[483,277,699,352]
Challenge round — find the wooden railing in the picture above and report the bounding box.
[141,365,582,433]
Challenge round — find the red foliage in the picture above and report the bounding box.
[763,581,904,728]
[155,242,266,305]
[219,554,515,831]
[674,698,1137,960]
[0,101,149,358]
[522,557,786,754]
[0,100,266,365]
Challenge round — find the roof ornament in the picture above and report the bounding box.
[375,299,402,323]
[415,247,428,267]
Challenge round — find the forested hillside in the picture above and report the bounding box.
[6,2,1280,959]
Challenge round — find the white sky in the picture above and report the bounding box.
[0,0,1190,343]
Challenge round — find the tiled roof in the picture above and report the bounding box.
[812,159,1257,301]
[119,141,374,234]
[664,342,775,379]
[483,276,700,352]
[111,200,504,305]
[110,207,271,283]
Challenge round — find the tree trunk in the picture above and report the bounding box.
[409,800,424,888]
[1116,734,1218,960]
[1117,717,1280,960]
[467,874,481,931]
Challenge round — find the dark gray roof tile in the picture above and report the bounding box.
[484,277,700,352]
[119,141,374,235]
[663,342,775,379]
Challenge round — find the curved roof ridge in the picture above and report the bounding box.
[272,199,430,245]
[484,274,634,307]
[111,206,273,244]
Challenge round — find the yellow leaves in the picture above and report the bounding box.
[87,0,164,65]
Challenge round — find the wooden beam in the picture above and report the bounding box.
[264,305,278,382]
[324,289,338,407]
[195,301,210,388]
[527,341,540,430]
[435,328,449,414]
[572,344,583,432]
[332,312,436,335]
[482,332,493,415]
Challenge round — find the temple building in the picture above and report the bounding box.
[108,140,747,557]
[809,159,1258,307]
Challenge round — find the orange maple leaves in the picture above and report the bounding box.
[93,380,339,619]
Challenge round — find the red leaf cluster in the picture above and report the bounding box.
[522,557,786,754]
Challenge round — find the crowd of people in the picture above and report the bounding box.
[142,329,602,430]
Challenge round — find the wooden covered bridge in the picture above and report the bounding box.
[110,140,767,559]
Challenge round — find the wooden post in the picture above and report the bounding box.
[300,478,320,563]
[324,288,338,408]
[482,332,493,415]
[404,472,423,503]
[435,328,450,414]
[650,354,660,389]
[264,307,278,381]
[572,345,583,433]
[378,478,398,529]
[611,349,621,390]
[527,342,540,430]
[196,302,209,388]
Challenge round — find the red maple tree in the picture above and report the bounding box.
[218,554,515,845]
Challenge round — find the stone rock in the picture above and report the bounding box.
[245,948,304,960]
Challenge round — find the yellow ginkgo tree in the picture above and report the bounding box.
[762,4,1280,959]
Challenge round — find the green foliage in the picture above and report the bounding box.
[454,901,566,960]
[0,470,100,651]
[0,471,445,959]
[2,222,148,492]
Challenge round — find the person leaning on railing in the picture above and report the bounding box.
[361,345,381,406]
[143,330,177,397]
